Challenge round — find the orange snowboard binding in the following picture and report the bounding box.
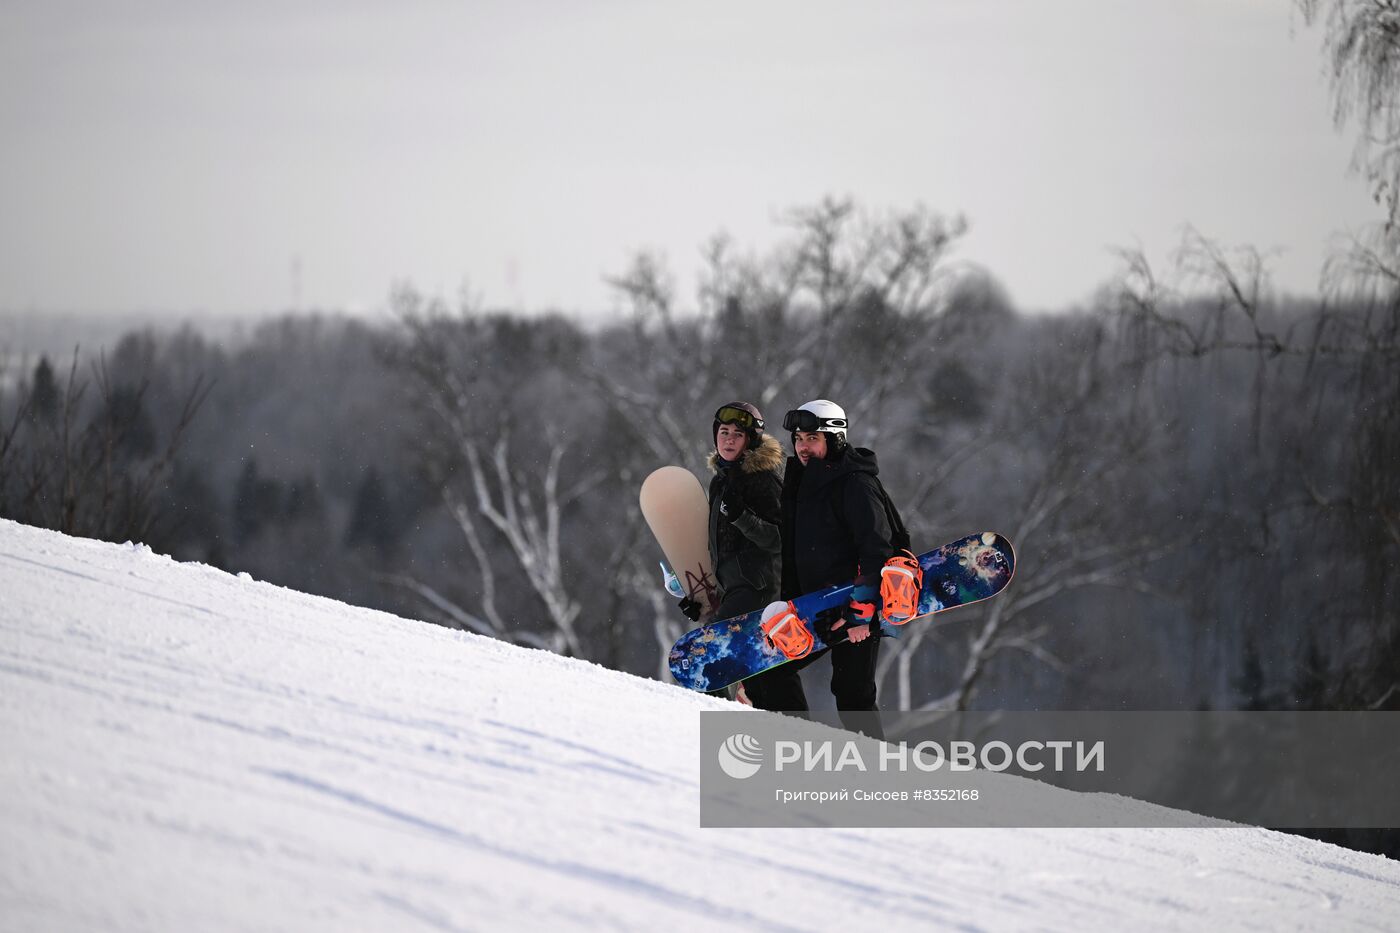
[759,601,815,659]
[879,550,923,625]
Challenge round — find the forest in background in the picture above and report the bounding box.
[1,197,1395,722]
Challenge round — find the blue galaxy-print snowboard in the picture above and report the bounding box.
[668,532,1015,692]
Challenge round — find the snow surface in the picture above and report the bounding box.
[3,518,1400,932]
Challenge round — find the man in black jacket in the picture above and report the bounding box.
[744,399,893,739]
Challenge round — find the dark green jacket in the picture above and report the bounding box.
[706,433,784,602]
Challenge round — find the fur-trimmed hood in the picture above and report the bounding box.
[706,433,784,475]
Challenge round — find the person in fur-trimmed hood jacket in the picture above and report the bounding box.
[699,402,784,623]
[672,402,782,704]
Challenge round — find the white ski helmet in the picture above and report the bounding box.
[782,399,848,440]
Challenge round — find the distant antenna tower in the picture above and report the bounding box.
[291,253,303,312]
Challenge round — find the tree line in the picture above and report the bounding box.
[1,199,1394,723]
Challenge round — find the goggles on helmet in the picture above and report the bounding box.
[715,405,763,431]
[782,409,848,433]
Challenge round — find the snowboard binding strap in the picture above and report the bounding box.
[879,551,923,625]
[759,601,815,660]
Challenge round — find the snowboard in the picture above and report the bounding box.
[639,466,719,616]
[668,531,1015,692]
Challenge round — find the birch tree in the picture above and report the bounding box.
[382,292,604,657]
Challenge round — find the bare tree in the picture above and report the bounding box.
[1300,0,1400,227]
[380,293,605,656]
[0,349,210,543]
[1107,230,1399,710]
[593,197,969,461]
[878,315,1174,710]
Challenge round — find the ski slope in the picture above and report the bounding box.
[2,518,1399,932]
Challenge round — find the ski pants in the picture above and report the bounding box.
[712,584,769,624]
[744,632,884,741]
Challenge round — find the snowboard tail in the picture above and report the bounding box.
[668,532,1015,692]
[639,466,719,614]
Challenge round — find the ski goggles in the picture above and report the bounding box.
[782,410,848,433]
[714,405,763,431]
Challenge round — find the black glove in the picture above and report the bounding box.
[811,606,846,644]
[717,482,745,522]
[678,597,703,622]
[813,600,877,645]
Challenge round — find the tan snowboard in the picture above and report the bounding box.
[639,465,718,615]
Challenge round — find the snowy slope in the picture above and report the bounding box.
[2,519,1399,932]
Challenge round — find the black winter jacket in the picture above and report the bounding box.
[706,434,784,601]
[780,446,895,600]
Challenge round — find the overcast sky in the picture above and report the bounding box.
[0,1,1380,318]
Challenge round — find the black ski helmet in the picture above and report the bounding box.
[713,401,765,447]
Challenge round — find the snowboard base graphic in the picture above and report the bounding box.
[668,532,1015,692]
